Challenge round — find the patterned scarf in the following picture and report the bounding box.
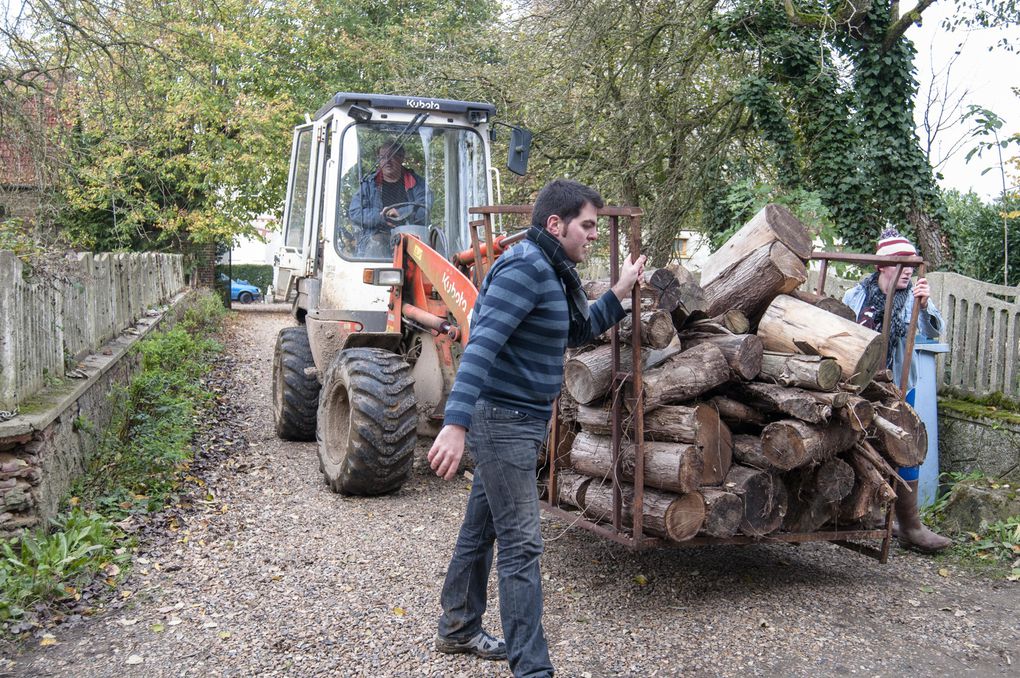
[526,225,590,345]
[861,271,911,367]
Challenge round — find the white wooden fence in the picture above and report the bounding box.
[0,250,186,411]
[810,270,1020,399]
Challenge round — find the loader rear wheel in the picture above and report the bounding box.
[317,348,417,495]
[273,326,320,441]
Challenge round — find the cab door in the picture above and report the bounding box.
[274,124,318,299]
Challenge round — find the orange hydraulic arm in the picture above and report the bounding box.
[384,233,482,346]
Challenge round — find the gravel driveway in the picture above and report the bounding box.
[4,310,1018,677]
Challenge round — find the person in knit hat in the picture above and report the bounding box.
[842,228,952,553]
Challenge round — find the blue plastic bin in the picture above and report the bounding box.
[912,337,949,508]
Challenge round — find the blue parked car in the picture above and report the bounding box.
[218,273,262,304]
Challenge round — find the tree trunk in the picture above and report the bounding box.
[724,464,788,537]
[760,418,862,471]
[600,310,677,349]
[642,343,731,410]
[732,433,772,470]
[788,289,856,322]
[758,352,842,391]
[700,204,814,288]
[554,470,592,510]
[575,403,732,485]
[582,482,705,542]
[757,294,886,386]
[736,382,833,424]
[563,342,681,405]
[699,487,743,538]
[702,241,807,320]
[870,401,927,467]
[835,395,876,432]
[712,309,751,334]
[569,431,703,494]
[839,448,897,522]
[681,333,763,381]
[709,396,767,429]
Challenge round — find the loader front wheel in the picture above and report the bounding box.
[317,348,417,495]
[272,326,320,441]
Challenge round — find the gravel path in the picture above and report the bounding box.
[4,310,1018,677]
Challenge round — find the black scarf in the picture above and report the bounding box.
[525,225,590,345]
[861,271,911,367]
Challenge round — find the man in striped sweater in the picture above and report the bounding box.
[429,180,646,677]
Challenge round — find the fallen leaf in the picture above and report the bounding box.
[151,623,165,632]
[104,563,121,577]
[39,634,57,647]
[938,568,950,578]
[218,631,231,640]
[920,585,934,594]
[633,574,648,587]
[392,607,406,617]
[125,655,143,666]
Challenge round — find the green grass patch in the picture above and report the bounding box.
[0,291,225,630]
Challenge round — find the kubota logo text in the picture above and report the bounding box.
[407,98,439,110]
[442,271,468,315]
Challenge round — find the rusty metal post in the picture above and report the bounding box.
[815,259,829,296]
[609,215,623,534]
[628,213,645,543]
[878,263,904,371]
[899,263,926,396]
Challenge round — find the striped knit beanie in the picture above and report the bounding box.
[875,228,917,258]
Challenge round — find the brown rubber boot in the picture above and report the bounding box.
[895,480,952,553]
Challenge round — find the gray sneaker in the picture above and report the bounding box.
[435,630,507,660]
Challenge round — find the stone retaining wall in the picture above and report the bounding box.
[0,290,196,535]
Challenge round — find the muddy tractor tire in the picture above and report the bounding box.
[272,326,321,441]
[317,348,418,495]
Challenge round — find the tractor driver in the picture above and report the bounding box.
[347,140,433,257]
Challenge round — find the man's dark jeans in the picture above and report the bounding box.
[438,400,553,678]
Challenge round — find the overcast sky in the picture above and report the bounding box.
[909,2,1020,199]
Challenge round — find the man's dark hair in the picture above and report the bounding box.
[378,139,406,159]
[532,179,604,230]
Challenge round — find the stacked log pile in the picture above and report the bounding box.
[548,204,920,543]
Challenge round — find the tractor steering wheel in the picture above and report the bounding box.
[384,201,427,226]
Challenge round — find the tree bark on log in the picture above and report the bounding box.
[758,352,842,391]
[870,401,928,467]
[599,310,677,349]
[732,433,772,470]
[757,294,886,386]
[681,333,763,381]
[583,482,705,542]
[563,342,681,405]
[569,431,703,494]
[835,395,876,432]
[736,382,833,424]
[699,488,743,538]
[642,344,731,411]
[838,448,897,522]
[760,418,862,471]
[575,403,732,486]
[712,309,750,335]
[781,458,854,533]
[702,241,807,320]
[788,289,856,322]
[709,396,767,428]
[700,204,814,288]
[723,464,788,537]
[555,470,592,510]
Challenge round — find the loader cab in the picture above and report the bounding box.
[276,93,527,371]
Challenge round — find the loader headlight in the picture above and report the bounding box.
[363,268,404,287]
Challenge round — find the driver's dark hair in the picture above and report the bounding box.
[532,179,604,231]
[378,139,406,158]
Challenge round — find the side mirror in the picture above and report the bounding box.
[507,126,532,176]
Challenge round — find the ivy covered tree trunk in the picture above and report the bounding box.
[716,0,952,268]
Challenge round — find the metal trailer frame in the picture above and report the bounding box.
[466,206,927,564]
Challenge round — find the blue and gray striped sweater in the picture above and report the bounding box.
[443,239,625,429]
